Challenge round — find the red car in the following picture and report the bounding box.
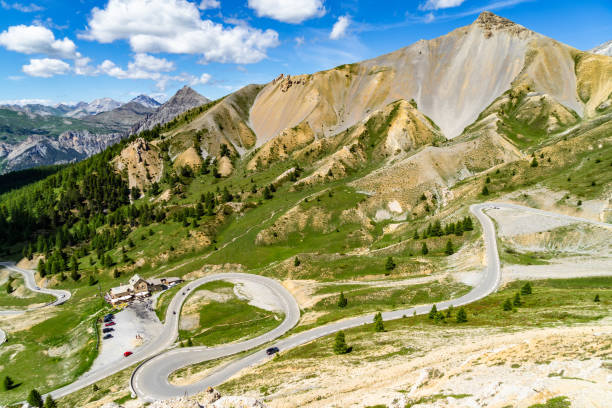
[105,322,115,327]
[123,351,133,357]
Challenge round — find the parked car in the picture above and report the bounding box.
[102,328,114,333]
[104,313,114,320]
[103,334,113,340]
[103,317,113,323]
[123,351,133,357]
[266,347,279,356]
[105,322,116,327]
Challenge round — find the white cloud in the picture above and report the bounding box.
[0,25,76,58]
[98,53,175,80]
[247,0,325,23]
[0,98,55,105]
[191,73,212,85]
[0,1,43,12]
[329,15,350,40]
[81,0,279,64]
[22,58,71,77]
[424,12,435,23]
[295,36,305,46]
[419,0,465,11]
[199,0,220,9]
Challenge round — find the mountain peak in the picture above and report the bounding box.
[473,11,529,37]
[131,94,161,109]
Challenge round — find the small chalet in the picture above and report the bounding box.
[106,274,182,305]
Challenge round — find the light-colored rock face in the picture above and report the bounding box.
[113,138,164,191]
[217,156,233,177]
[250,13,533,141]
[249,12,610,145]
[590,39,612,56]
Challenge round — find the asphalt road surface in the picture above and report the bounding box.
[0,261,71,346]
[130,202,611,401]
[47,273,300,400]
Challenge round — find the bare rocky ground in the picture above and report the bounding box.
[100,387,267,408]
[227,324,611,408]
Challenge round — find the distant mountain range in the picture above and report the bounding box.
[0,90,207,173]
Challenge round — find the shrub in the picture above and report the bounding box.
[27,389,43,408]
[337,291,348,308]
[421,242,429,255]
[503,298,513,311]
[521,282,532,295]
[594,294,600,302]
[456,307,468,323]
[428,304,437,319]
[513,292,522,307]
[374,312,385,332]
[445,240,454,255]
[333,331,349,354]
[385,256,396,271]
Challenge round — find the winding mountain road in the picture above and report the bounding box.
[0,261,71,346]
[7,201,607,403]
[130,202,611,401]
[47,273,300,400]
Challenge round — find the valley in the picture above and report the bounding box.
[0,10,610,408]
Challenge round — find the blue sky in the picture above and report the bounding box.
[0,0,611,105]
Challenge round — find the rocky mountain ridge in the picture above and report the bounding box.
[590,39,612,56]
[131,86,210,134]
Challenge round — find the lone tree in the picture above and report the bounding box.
[521,282,532,295]
[513,292,522,307]
[445,240,454,256]
[421,242,429,255]
[594,294,600,302]
[456,307,468,323]
[503,298,513,311]
[428,304,438,319]
[482,185,490,196]
[294,257,301,267]
[337,291,348,308]
[445,304,454,318]
[44,395,57,408]
[531,158,538,167]
[3,375,14,391]
[374,312,385,332]
[385,256,396,271]
[27,389,43,408]
[333,331,349,354]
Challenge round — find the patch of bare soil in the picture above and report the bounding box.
[227,325,612,408]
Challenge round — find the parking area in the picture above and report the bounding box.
[90,296,163,372]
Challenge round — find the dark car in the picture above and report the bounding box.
[103,316,113,323]
[102,328,114,333]
[266,347,279,356]
[103,334,113,339]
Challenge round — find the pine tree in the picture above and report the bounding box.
[445,240,454,255]
[92,383,99,392]
[374,312,385,332]
[531,158,538,167]
[513,292,522,307]
[333,331,349,354]
[413,230,419,240]
[454,222,463,236]
[503,298,513,311]
[187,338,193,347]
[44,395,57,408]
[445,304,454,318]
[385,256,396,271]
[456,307,468,323]
[428,304,437,319]
[463,216,474,231]
[482,185,489,196]
[594,294,600,302]
[263,186,273,200]
[27,389,43,408]
[521,282,532,295]
[421,242,429,255]
[337,291,348,308]
[294,257,301,267]
[70,269,80,282]
[3,375,14,390]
